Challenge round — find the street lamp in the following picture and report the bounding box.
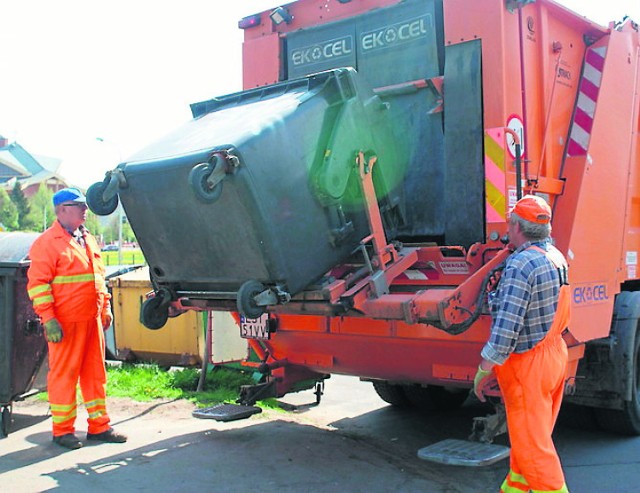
[96,137,124,265]
[117,204,124,265]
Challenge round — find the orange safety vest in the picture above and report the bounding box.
[27,220,110,324]
[27,220,112,437]
[495,245,571,493]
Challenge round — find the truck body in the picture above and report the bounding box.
[89,0,640,434]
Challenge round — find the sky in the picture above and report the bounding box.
[1,0,638,189]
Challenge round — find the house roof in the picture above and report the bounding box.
[0,139,69,190]
[33,154,63,173]
[0,149,30,177]
[0,142,43,177]
[18,169,67,188]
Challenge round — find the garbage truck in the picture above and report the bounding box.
[87,0,640,447]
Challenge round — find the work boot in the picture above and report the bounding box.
[86,427,127,443]
[53,433,83,450]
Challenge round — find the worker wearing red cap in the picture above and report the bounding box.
[474,194,571,493]
[27,188,127,450]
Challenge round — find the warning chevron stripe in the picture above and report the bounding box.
[567,46,607,157]
[485,128,507,223]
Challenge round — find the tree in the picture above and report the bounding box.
[24,183,54,232]
[101,212,119,244]
[10,181,31,230]
[0,188,19,230]
[100,207,136,245]
[85,211,102,240]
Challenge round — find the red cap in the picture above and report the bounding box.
[511,195,551,224]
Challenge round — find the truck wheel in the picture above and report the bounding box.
[427,385,469,410]
[372,381,410,407]
[189,162,223,203]
[237,280,266,319]
[595,331,640,435]
[140,296,169,330]
[558,403,599,432]
[404,385,468,412]
[86,181,119,216]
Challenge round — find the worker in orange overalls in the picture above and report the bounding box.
[27,188,127,450]
[474,195,571,493]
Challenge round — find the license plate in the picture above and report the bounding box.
[239,314,270,340]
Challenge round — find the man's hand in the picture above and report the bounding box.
[102,308,113,331]
[486,267,503,292]
[473,364,495,402]
[44,319,63,343]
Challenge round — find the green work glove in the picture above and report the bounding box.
[473,365,493,402]
[44,319,63,343]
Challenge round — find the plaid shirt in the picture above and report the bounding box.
[481,239,566,365]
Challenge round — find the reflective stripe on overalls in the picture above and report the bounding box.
[495,245,571,493]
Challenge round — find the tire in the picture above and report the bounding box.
[86,181,119,216]
[140,296,169,330]
[404,384,468,412]
[595,331,640,435]
[371,381,410,407]
[426,385,469,411]
[189,161,224,204]
[236,280,266,319]
[403,384,435,410]
[558,403,599,432]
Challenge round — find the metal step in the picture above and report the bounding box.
[192,403,262,422]
[417,439,510,467]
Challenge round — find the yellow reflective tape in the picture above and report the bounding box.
[486,180,506,217]
[50,405,77,422]
[84,398,106,408]
[33,295,54,306]
[500,481,529,493]
[51,409,76,419]
[532,485,569,493]
[52,409,77,423]
[485,133,505,171]
[28,284,52,297]
[50,403,76,412]
[500,469,529,493]
[52,273,96,284]
[88,410,107,419]
[508,471,528,484]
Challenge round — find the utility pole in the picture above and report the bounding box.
[118,205,123,265]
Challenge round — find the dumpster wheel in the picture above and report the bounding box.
[87,181,119,216]
[237,280,267,319]
[0,405,11,438]
[140,295,170,330]
[189,161,224,203]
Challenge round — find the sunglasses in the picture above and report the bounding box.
[63,203,88,208]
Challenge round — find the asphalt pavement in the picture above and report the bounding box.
[1,375,640,492]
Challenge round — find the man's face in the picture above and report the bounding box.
[57,201,88,230]
[507,218,524,249]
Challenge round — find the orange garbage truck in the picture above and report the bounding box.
[87,0,640,445]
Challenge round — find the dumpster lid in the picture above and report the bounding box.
[0,232,40,267]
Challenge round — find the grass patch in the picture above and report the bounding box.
[107,364,183,401]
[101,249,146,266]
[106,364,281,409]
[37,364,284,410]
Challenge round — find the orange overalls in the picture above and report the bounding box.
[494,246,571,493]
[27,220,112,437]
